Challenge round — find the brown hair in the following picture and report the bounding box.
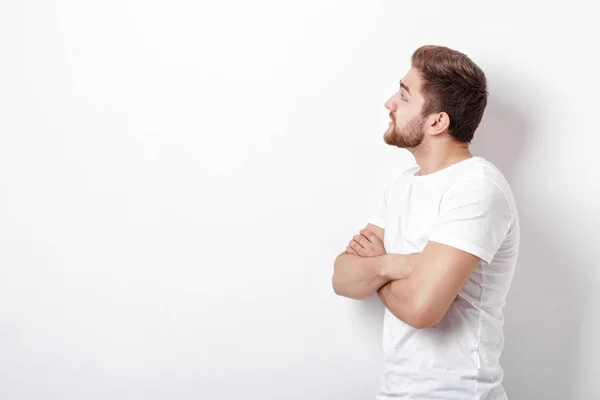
[411,45,488,143]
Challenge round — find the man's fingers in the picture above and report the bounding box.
[349,240,362,249]
[359,229,378,244]
[346,245,359,256]
[353,234,366,247]
[349,240,364,255]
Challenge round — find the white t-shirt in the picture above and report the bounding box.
[370,156,520,400]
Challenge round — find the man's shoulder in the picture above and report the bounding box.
[441,166,519,225]
[445,158,515,202]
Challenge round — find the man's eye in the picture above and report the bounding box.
[400,94,408,101]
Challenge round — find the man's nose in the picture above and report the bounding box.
[384,96,396,111]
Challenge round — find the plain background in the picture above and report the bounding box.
[1,0,598,399]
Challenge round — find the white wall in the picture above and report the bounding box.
[1,1,598,399]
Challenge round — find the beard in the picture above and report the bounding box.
[384,114,425,149]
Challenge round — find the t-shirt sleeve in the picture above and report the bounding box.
[428,177,512,264]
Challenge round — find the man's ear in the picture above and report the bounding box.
[426,112,450,136]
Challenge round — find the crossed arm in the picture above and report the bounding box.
[331,224,417,299]
[332,224,481,329]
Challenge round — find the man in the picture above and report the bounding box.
[332,45,520,399]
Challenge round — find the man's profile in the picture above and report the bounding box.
[332,45,520,399]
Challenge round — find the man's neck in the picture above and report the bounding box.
[412,145,473,176]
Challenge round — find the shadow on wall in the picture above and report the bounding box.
[472,87,588,399]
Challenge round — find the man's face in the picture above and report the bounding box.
[383,68,426,148]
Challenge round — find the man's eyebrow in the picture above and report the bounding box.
[400,80,411,95]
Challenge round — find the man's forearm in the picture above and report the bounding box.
[378,277,432,329]
[377,279,417,325]
[332,253,387,299]
[332,253,417,300]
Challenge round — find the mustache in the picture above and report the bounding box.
[389,113,395,121]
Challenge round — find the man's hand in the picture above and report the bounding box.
[333,223,417,299]
[346,228,386,257]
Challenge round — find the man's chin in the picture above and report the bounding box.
[384,134,411,149]
[383,129,394,143]
[384,131,399,146]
